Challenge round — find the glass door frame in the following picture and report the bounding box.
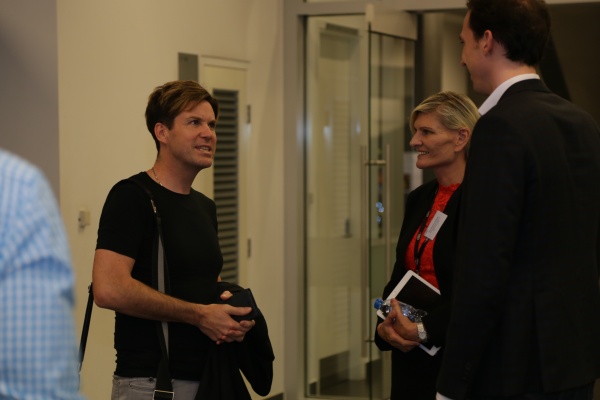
[281,1,420,397]
[282,2,438,400]
[301,6,417,399]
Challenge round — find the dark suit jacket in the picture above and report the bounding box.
[196,282,274,399]
[375,179,462,399]
[437,79,600,399]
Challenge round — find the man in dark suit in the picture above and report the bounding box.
[436,0,600,399]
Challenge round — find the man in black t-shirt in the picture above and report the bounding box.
[93,80,255,399]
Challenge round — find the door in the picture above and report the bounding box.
[304,8,417,399]
[197,58,250,287]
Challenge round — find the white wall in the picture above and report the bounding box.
[57,1,284,398]
[0,0,60,194]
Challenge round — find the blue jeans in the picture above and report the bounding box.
[111,376,200,400]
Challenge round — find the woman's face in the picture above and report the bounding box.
[410,112,462,171]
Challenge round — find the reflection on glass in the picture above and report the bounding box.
[305,13,415,400]
[306,16,367,398]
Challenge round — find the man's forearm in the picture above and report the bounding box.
[94,275,199,324]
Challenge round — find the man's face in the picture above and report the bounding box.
[161,100,217,172]
[460,11,489,95]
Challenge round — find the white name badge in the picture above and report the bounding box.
[424,210,448,240]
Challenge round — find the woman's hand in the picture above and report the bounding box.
[376,299,420,352]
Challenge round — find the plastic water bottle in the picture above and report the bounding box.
[374,298,427,322]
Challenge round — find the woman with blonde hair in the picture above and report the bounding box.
[375,91,479,400]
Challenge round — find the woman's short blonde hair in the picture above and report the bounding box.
[410,91,479,158]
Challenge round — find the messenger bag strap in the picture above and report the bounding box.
[127,177,173,399]
[78,283,94,372]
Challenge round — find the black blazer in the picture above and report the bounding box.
[196,282,274,399]
[375,179,462,399]
[437,79,600,399]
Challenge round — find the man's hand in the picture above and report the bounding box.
[194,300,254,344]
[210,290,255,344]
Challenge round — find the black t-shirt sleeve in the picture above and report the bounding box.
[96,180,154,260]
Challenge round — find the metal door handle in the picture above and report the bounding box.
[361,145,392,350]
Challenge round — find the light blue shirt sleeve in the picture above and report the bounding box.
[0,150,84,400]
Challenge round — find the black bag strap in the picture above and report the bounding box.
[127,177,173,399]
[79,177,174,399]
[78,283,94,371]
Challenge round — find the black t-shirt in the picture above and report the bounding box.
[96,172,223,379]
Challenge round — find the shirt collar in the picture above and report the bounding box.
[478,74,540,115]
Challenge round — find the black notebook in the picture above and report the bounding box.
[377,270,441,356]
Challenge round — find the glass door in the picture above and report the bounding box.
[305,11,416,400]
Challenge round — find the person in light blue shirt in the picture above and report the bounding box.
[0,149,84,400]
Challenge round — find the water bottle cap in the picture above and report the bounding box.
[373,298,383,309]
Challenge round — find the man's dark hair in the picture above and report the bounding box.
[467,0,551,66]
[145,80,219,152]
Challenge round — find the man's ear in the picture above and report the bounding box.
[481,29,494,56]
[154,122,168,144]
[455,128,471,152]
